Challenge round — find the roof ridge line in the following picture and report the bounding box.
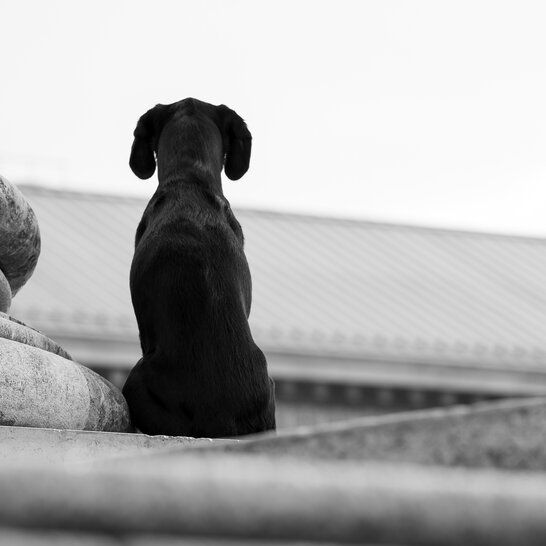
[15,184,546,243]
[239,208,546,243]
[16,183,149,204]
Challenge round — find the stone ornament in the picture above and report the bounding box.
[0,175,41,302]
[0,270,11,314]
[0,337,130,431]
[0,312,72,359]
[0,176,131,432]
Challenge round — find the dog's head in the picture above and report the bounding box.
[129,98,252,181]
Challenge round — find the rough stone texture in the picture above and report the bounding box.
[0,425,230,465]
[79,364,132,432]
[0,312,72,359]
[194,397,546,471]
[0,338,130,432]
[1,455,546,545]
[0,175,40,295]
[0,270,11,313]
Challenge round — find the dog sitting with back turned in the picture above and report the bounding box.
[123,98,276,438]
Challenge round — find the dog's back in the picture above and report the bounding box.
[123,99,276,438]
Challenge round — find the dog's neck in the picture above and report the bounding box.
[157,161,224,197]
[156,122,225,195]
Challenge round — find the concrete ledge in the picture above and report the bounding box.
[0,425,233,465]
[6,396,544,470]
[2,399,546,544]
[2,456,546,545]
[193,397,546,471]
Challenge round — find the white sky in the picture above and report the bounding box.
[1,1,546,236]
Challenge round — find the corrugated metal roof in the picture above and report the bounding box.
[10,185,546,372]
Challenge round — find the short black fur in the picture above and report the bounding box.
[123,98,276,437]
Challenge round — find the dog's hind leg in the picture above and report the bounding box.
[122,357,194,436]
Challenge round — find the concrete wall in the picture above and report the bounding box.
[2,398,546,544]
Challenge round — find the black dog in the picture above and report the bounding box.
[123,98,276,438]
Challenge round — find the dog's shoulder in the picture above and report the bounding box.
[225,206,244,244]
[135,186,246,254]
[198,190,244,244]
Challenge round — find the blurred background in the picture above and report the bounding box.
[3,0,546,428]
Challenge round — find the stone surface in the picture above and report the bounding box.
[0,175,40,295]
[0,529,121,546]
[0,312,72,359]
[196,397,546,471]
[0,529,319,546]
[1,455,546,545]
[2,399,546,544]
[0,270,11,313]
[0,425,230,465]
[0,337,130,432]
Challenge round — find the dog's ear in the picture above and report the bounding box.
[129,105,169,180]
[219,106,252,181]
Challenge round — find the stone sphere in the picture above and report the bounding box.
[0,270,11,313]
[0,175,41,296]
[0,337,131,432]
